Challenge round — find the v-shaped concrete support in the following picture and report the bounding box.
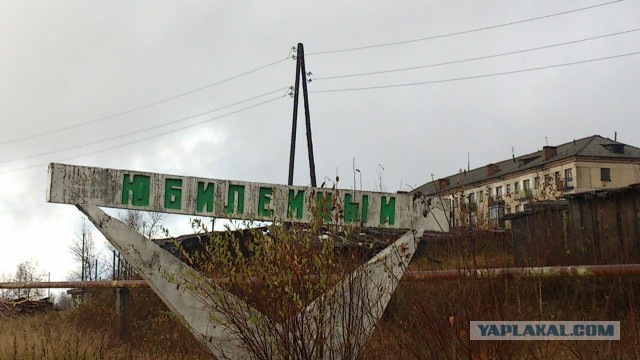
[294,227,422,358]
[77,204,260,359]
[78,204,429,359]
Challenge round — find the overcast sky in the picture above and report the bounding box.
[1,1,639,282]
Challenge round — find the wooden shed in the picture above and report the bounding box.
[506,184,640,266]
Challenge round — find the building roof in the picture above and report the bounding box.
[413,135,640,196]
[562,183,640,199]
[152,226,413,260]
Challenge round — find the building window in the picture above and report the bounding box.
[523,179,531,191]
[488,187,493,197]
[468,192,476,204]
[478,191,483,203]
[534,176,540,189]
[496,186,503,198]
[489,204,505,220]
[565,168,573,182]
[489,205,505,227]
[506,184,511,195]
[515,181,521,192]
[601,168,611,182]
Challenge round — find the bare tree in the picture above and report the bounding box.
[11,260,44,300]
[68,219,108,281]
[0,273,12,299]
[121,209,144,232]
[107,210,167,280]
[120,210,166,239]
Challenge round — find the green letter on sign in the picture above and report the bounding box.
[288,189,304,220]
[315,192,333,222]
[344,194,369,223]
[122,174,150,207]
[258,187,274,217]
[196,182,215,213]
[164,178,182,210]
[380,196,396,225]
[361,195,369,223]
[225,185,245,215]
[344,194,359,223]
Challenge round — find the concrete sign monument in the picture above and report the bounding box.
[47,163,423,229]
[47,163,449,358]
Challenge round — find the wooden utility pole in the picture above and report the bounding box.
[287,46,302,186]
[288,43,317,187]
[81,233,85,281]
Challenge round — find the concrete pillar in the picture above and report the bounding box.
[115,287,130,339]
[296,227,423,357]
[77,204,255,359]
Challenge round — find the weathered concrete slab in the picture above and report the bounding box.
[295,227,423,357]
[48,163,449,230]
[76,204,259,359]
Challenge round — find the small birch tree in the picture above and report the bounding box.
[12,260,44,300]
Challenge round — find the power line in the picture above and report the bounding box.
[0,95,285,175]
[316,29,640,80]
[307,0,625,55]
[0,87,290,164]
[0,56,292,146]
[311,51,640,93]
[7,87,290,162]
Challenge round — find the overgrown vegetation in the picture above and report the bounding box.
[0,310,136,359]
[0,289,212,359]
[367,231,640,359]
[2,229,639,359]
[178,216,380,359]
[0,260,45,300]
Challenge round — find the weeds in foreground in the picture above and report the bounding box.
[2,230,639,359]
[0,311,123,359]
[0,291,211,360]
[367,231,640,359]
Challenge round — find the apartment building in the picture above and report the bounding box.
[412,135,640,229]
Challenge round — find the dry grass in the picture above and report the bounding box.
[365,277,640,359]
[0,290,211,360]
[2,230,639,359]
[0,311,128,359]
[365,230,640,360]
[410,230,515,271]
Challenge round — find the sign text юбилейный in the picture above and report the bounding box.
[46,163,429,229]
